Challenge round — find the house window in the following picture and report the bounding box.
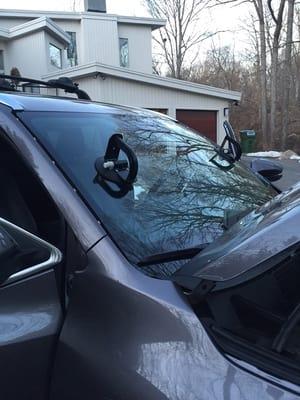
[119,38,129,67]
[0,50,4,71]
[66,31,78,67]
[49,43,62,69]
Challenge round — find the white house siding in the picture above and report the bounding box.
[0,40,6,71]
[75,75,230,143]
[117,23,152,73]
[5,31,47,78]
[0,18,31,29]
[0,11,240,145]
[80,16,119,65]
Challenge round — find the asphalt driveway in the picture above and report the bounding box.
[242,156,300,191]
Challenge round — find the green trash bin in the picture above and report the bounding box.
[239,130,256,153]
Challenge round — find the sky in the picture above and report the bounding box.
[0,0,149,15]
[0,0,251,57]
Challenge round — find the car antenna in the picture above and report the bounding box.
[0,74,91,100]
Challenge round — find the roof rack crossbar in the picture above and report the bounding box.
[0,74,91,100]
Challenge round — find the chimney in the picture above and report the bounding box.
[84,0,106,13]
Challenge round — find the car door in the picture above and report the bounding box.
[0,217,63,400]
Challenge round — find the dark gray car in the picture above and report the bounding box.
[0,90,299,399]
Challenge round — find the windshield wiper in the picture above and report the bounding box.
[137,245,207,267]
[210,121,242,171]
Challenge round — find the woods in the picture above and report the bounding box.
[144,0,218,78]
[144,0,300,151]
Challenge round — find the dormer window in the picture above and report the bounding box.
[119,38,129,68]
[49,43,62,69]
[66,31,78,67]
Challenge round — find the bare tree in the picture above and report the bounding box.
[215,0,269,146]
[188,44,264,146]
[190,44,242,90]
[148,0,300,151]
[252,0,269,148]
[267,0,286,147]
[10,67,21,77]
[281,0,295,148]
[144,0,215,79]
[295,9,300,104]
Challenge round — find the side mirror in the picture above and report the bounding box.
[0,218,62,285]
[250,158,283,182]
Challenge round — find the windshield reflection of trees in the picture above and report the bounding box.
[101,115,275,278]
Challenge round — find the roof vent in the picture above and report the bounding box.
[84,0,106,13]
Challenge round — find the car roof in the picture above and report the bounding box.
[0,91,173,118]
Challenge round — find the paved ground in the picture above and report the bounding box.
[242,156,300,191]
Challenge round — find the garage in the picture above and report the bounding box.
[45,64,240,145]
[176,110,217,142]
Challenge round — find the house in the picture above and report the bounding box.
[0,0,241,143]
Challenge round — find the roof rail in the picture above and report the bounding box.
[0,74,91,100]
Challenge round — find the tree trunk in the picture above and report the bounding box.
[269,46,278,148]
[268,0,286,148]
[281,0,295,149]
[256,0,268,148]
[296,13,300,104]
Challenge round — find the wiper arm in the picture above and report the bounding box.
[222,208,251,230]
[137,245,207,267]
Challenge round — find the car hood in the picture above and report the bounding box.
[174,182,300,293]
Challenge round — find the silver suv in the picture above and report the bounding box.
[0,76,299,400]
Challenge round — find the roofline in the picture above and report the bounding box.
[0,9,165,31]
[0,16,70,44]
[42,62,241,101]
[117,16,165,30]
[0,28,8,39]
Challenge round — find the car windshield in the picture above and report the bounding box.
[19,110,277,278]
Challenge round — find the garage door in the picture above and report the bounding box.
[176,110,217,142]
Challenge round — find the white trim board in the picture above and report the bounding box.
[0,10,165,31]
[0,16,70,44]
[43,62,241,101]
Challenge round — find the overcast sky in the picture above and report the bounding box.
[0,0,250,55]
[0,0,148,15]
